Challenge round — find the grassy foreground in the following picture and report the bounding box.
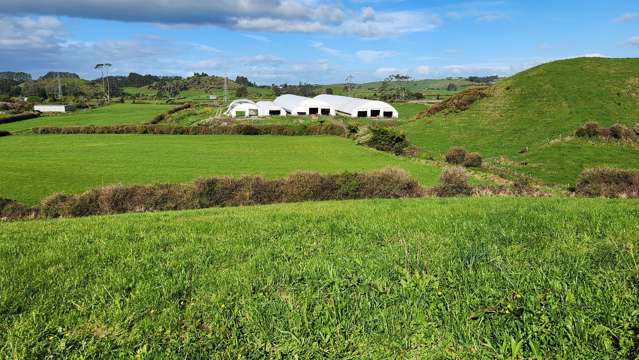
[1,197,638,358]
[0,103,171,133]
[0,135,440,204]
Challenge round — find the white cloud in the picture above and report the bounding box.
[355,50,399,62]
[0,15,63,50]
[311,42,344,57]
[613,12,638,23]
[626,37,639,47]
[415,65,432,75]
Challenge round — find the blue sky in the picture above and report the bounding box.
[0,0,637,84]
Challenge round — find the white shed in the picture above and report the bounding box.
[314,94,398,118]
[256,101,286,117]
[34,104,75,113]
[273,95,335,116]
[225,99,259,118]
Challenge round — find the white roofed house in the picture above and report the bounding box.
[314,94,399,119]
[224,99,259,118]
[256,101,286,117]
[273,95,335,116]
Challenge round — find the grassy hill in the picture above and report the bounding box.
[402,57,639,184]
[0,103,171,133]
[2,197,638,358]
[0,135,440,204]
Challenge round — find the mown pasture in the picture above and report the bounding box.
[0,134,440,204]
[1,197,638,358]
[0,103,171,133]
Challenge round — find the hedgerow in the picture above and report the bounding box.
[147,103,193,124]
[2,169,423,221]
[0,111,40,125]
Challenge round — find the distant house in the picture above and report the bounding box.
[34,104,75,113]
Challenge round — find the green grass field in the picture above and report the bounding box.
[0,135,440,204]
[1,197,638,358]
[400,57,639,184]
[0,103,171,133]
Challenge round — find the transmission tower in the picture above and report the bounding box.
[345,74,354,96]
[56,73,63,99]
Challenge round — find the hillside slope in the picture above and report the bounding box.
[2,198,638,358]
[403,57,639,183]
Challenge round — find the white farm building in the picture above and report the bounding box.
[225,99,259,118]
[273,95,335,116]
[33,104,75,113]
[314,94,398,118]
[256,101,286,117]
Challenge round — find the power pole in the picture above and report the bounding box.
[56,73,63,100]
[223,72,228,104]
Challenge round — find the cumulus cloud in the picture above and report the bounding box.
[355,50,399,62]
[0,0,438,37]
[311,42,345,57]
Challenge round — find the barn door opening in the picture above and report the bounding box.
[383,111,393,118]
[309,107,319,115]
[321,108,331,115]
[370,110,381,117]
[269,110,281,116]
[357,111,367,118]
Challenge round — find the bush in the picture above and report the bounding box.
[0,130,11,137]
[609,123,626,140]
[0,111,40,125]
[445,147,467,165]
[354,126,409,155]
[575,168,639,198]
[0,198,35,220]
[463,152,483,168]
[147,103,192,124]
[575,121,600,137]
[433,167,473,197]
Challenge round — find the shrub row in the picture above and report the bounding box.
[445,147,482,167]
[148,103,193,124]
[575,168,639,198]
[1,169,423,221]
[32,123,349,136]
[575,122,639,141]
[0,130,11,137]
[418,86,489,117]
[0,111,41,125]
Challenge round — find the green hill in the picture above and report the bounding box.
[402,57,639,184]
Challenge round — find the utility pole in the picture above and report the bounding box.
[223,72,228,104]
[56,73,63,100]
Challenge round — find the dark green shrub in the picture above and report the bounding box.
[463,152,483,168]
[358,168,423,198]
[575,122,600,137]
[433,167,473,197]
[0,111,40,125]
[0,130,11,137]
[445,147,467,165]
[354,126,409,155]
[576,168,639,198]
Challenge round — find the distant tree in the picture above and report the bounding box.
[235,76,255,87]
[325,88,334,95]
[0,72,32,82]
[271,84,282,96]
[447,83,458,91]
[235,86,248,98]
[380,73,411,101]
